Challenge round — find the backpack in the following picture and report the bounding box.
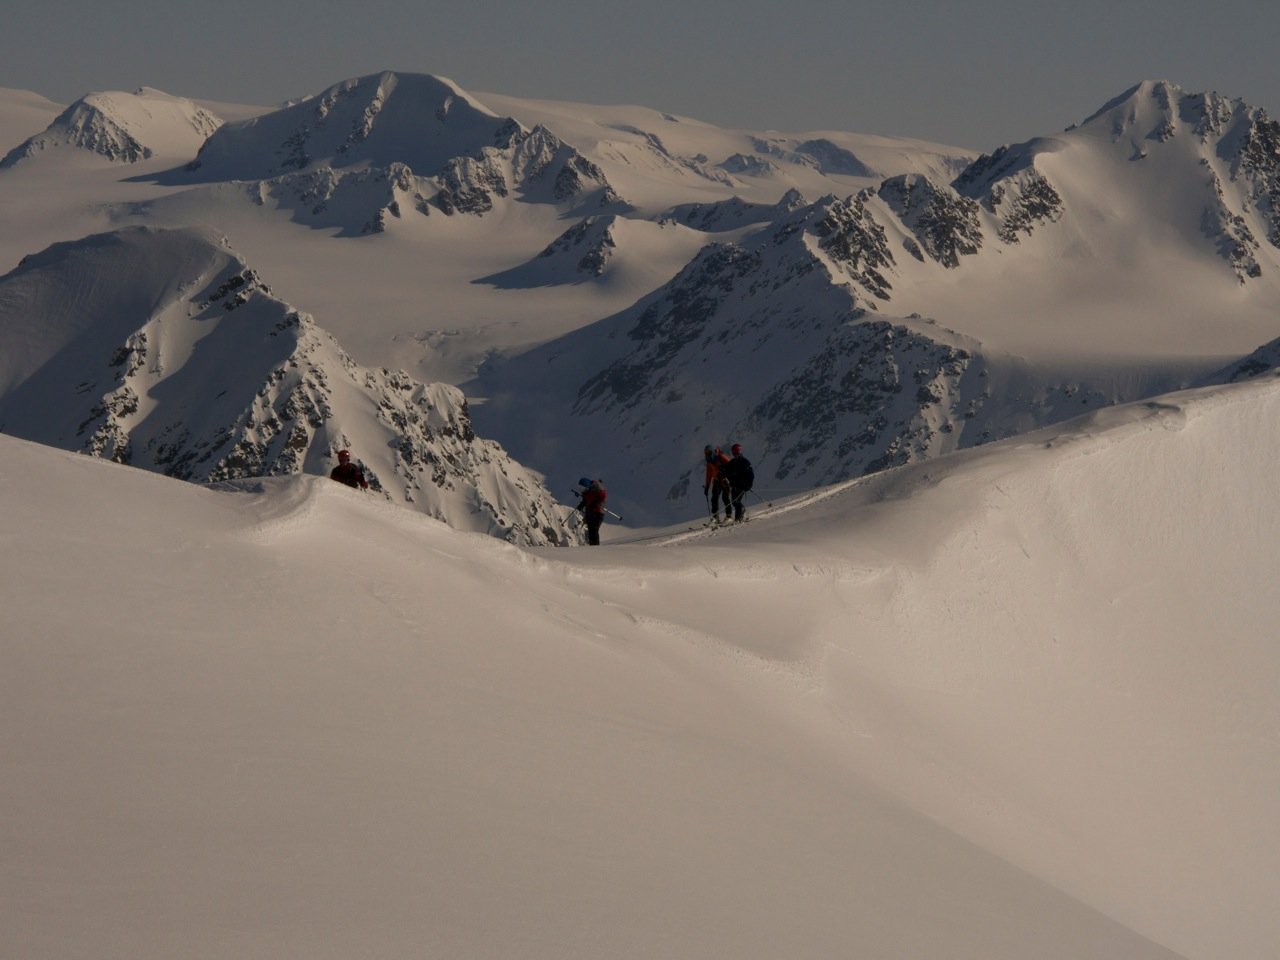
[581,481,607,515]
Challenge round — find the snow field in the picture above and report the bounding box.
[6,374,1278,957]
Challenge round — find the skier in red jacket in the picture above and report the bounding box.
[703,444,732,523]
[576,477,608,545]
[329,449,369,490]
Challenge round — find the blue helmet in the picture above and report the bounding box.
[579,477,593,488]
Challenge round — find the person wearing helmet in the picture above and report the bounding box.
[703,444,732,523]
[722,443,754,523]
[329,449,369,490]
[576,477,608,545]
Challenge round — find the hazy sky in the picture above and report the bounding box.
[3,0,1278,149]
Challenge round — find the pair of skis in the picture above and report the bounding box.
[693,516,748,530]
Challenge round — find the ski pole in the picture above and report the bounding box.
[570,489,621,521]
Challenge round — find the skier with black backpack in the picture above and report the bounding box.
[722,443,754,523]
[575,477,608,545]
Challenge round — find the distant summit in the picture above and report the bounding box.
[187,72,505,181]
[1,88,220,167]
[171,71,626,227]
[952,79,1280,279]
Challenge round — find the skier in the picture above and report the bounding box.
[329,449,369,490]
[576,477,608,546]
[722,443,755,523]
[703,444,732,524]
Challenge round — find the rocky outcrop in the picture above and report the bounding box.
[877,174,983,267]
[665,188,807,233]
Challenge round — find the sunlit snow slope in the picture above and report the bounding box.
[5,371,1278,960]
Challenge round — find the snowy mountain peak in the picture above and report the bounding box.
[170,71,627,227]
[1069,80,1280,271]
[0,88,221,168]
[1077,78,1251,144]
[185,71,514,182]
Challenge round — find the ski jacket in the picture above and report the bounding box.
[578,482,607,517]
[330,462,369,489]
[724,454,754,492]
[704,451,731,489]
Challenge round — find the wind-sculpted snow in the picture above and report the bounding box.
[207,472,326,540]
[0,226,578,545]
[15,410,1254,959]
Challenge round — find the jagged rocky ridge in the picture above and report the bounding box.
[878,174,983,266]
[0,227,578,545]
[664,188,808,233]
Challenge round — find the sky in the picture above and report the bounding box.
[2,0,1279,149]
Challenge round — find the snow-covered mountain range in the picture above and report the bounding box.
[3,70,1280,960]
[3,72,1280,527]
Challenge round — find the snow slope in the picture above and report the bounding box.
[5,370,1279,959]
[0,88,62,143]
[3,72,1279,956]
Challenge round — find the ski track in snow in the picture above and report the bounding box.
[208,474,326,540]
